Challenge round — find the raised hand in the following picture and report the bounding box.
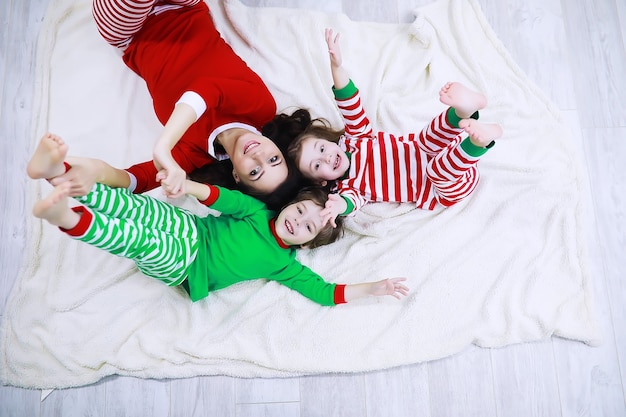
[319,193,347,227]
[325,28,343,68]
[324,28,350,93]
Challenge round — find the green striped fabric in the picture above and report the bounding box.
[75,183,199,286]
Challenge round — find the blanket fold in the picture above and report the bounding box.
[0,0,600,389]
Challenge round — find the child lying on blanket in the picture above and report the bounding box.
[27,133,409,306]
[288,28,503,227]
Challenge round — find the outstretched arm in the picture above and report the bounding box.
[344,277,409,302]
[325,28,350,90]
[153,102,198,198]
[325,29,374,140]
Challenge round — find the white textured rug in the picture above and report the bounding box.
[1,0,600,389]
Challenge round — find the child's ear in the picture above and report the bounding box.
[320,180,327,187]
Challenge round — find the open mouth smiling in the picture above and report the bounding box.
[333,154,341,170]
[243,140,260,154]
[284,219,294,234]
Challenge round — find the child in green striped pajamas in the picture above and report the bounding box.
[28,133,409,306]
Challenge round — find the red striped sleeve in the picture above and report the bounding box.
[390,137,402,201]
[378,135,390,201]
[366,140,378,201]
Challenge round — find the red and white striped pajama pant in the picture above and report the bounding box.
[418,108,483,207]
[92,0,202,48]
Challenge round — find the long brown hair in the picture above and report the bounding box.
[189,109,317,210]
[287,119,344,170]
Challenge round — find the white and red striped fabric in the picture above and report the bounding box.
[336,89,481,212]
[92,0,201,48]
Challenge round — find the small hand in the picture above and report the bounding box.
[159,169,187,198]
[153,147,187,198]
[156,169,187,198]
[324,28,343,68]
[373,278,410,300]
[319,193,347,227]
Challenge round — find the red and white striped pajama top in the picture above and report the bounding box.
[333,80,483,213]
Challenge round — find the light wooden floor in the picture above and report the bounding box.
[1,0,625,416]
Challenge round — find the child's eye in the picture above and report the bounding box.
[314,162,320,170]
[297,207,303,214]
[268,155,279,164]
[250,168,259,176]
[306,223,312,232]
[320,145,325,153]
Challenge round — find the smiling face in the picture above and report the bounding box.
[274,199,326,247]
[230,132,289,193]
[296,136,350,184]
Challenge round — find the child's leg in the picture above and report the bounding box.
[27,132,194,238]
[92,0,156,48]
[418,82,487,157]
[76,183,196,237]
[29,134,198,285]
[39,184,198,286]
[427,120,502,206]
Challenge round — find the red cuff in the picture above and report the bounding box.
[198,185,220,206]
[60,206,93,237]
[334,284,347,304]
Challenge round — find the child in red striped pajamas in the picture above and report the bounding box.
[288,29,503,227]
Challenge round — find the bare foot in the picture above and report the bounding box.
[439,82,487,119]
[32,182,80,229]
[458,119,502,148]
[26,133,68,179]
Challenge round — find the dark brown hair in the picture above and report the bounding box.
[287,119,344,173]
[189,109,316,210]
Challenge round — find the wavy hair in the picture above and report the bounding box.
[286,118,344,177]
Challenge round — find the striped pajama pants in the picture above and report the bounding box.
[69,183,200,286]
[92,0,202,49]
[419,109,483,207]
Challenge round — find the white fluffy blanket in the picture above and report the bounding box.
[1,0,601,389]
